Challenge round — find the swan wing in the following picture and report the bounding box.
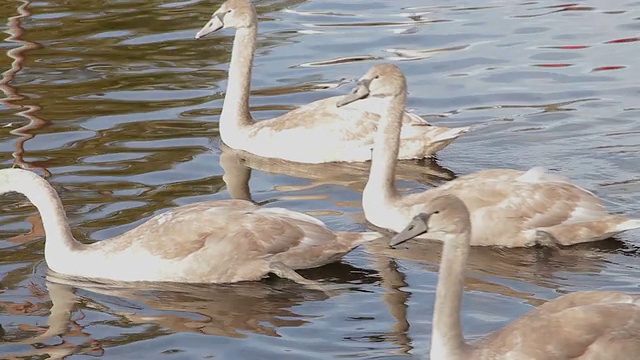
[102,199,337,260]
[478,292,640,359]
[425,168,608,228]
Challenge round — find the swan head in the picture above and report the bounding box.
[389,195,471,247]
[336,64,407,107]
[195,0,257,39]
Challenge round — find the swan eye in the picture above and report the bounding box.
[407,225,414,231]
[373,75,380,80]
[227,9,233,13]
[433,210,440,215]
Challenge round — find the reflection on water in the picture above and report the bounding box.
[0,271,330,358]
[1,0,640,358]
[220,142,456,193]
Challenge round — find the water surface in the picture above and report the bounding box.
[1,0,640,358]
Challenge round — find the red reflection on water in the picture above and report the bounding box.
[605,37,640,44]
[514,4,594,18]
[7,214,44,244]
[560,45,588,49]
[592,66,626,72]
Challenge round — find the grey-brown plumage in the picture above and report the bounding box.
[345,64,640,247]
[0,168,380,283]
[390,195,640,359]
[194,0,468,164]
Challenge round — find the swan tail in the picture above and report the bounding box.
[339,231,383,247]
[615,218,640,232]
[536,216,640,245]
[432,126,470,143]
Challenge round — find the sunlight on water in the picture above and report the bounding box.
[1,0,640,358]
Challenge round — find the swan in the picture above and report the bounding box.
[0,168,380,283]
[338,63,640,247]
[194,0,468,164]
[389,194,640,360]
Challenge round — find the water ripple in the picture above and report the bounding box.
[1,0,640,358]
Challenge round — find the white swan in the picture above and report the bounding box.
[390,195,640,360]
[338,63,640,247]
[194,0,468,164]
[0,168,380,283]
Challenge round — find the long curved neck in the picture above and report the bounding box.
[364,93,405,205]
[431,230,472,359]
[2,171,81,265]
[219,25,257,140]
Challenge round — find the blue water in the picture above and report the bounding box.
[1,0,640,358]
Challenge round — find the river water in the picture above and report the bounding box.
[1,0,639,358]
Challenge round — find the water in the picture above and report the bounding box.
[1,0,640,358]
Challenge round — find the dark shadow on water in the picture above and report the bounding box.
[295,260,379,284]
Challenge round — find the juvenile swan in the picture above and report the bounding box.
[338,64,640,247]
[0,168,380,283]
[194,0,468,164]
[390,195,640,360]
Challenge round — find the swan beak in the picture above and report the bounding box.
[195,13,225,39]
[336,80,371,107]
[389,214,430,247]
